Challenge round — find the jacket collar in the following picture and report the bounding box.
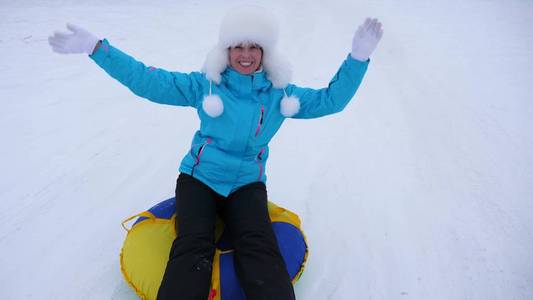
[220,67,272,95]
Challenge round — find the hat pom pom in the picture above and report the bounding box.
[202,94,224,117]
[280,95,300,117]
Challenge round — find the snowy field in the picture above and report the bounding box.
[1,0,532,299]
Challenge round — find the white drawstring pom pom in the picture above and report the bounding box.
[280,95,300,117]
[202,94,224,117]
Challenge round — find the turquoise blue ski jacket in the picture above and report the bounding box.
[90,39,369,196]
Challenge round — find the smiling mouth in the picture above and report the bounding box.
[239,61,253,67]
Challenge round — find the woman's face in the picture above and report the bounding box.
[228,43,263,75]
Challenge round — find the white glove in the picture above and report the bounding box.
[48,23,100,55]
[351,18,383,61]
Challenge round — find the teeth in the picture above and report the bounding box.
[240,62,252,67]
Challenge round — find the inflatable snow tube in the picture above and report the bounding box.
[120,198,308,300]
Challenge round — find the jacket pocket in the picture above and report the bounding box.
[255,148,265,181]
[254,104,265,137]
[191,137,212,176]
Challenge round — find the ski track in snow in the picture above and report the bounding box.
[1,0,532,299]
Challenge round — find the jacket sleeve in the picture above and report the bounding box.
[285,54,369,119]
[89,39,202,107]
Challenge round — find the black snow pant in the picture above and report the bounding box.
[157,173,295,300]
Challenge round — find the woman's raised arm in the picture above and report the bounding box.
[48,23,203,108]
[286,18,383,119]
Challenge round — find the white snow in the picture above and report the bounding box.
[1,0,532,299]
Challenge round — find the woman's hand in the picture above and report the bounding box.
[351,18,383,62]
[48,23,100,55]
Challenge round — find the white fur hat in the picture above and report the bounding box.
[201,5,300,118]
[202,5,292,89]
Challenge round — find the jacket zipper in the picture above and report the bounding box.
[191,137,212,176]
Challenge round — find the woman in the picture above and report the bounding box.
[48,5,382,300]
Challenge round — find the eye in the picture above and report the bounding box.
[234,45,243,50]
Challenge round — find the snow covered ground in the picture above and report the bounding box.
[1,0,532,299]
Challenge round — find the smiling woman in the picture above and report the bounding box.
[228,43,263,75]
[47,4,382,300]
